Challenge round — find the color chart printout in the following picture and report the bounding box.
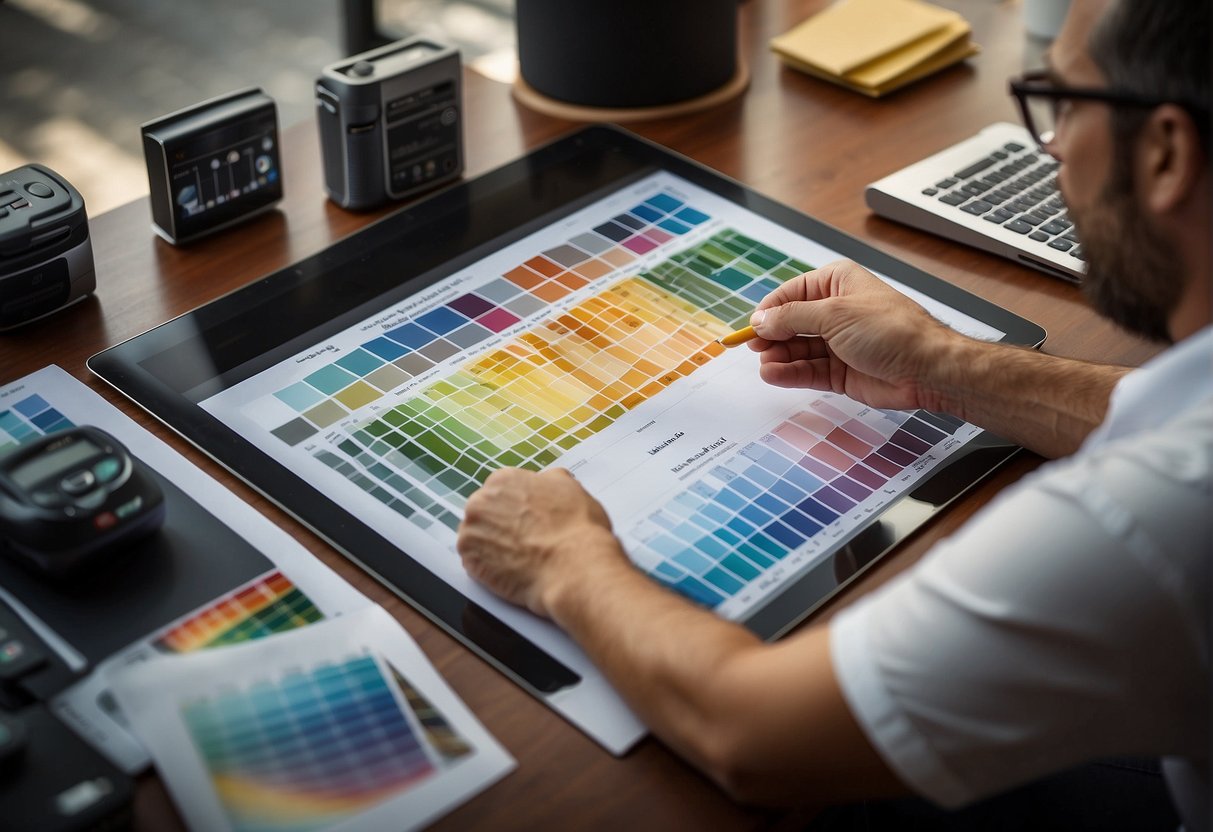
[110,606,514,832]
[152,570,324,654]
[59,571,342,777]
[202,171,999,641]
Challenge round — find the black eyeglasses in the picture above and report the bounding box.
[1009,70,1200,148]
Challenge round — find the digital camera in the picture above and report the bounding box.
[315,37,463,210]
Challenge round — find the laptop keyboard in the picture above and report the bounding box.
[920,141,1085,263]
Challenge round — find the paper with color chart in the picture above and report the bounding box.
[55,568,368,774]
[200,170,1007,754]
[108,605,514,832]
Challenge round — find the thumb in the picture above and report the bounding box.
[751,298,836,341]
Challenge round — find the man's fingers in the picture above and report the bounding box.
[753,260,859,312]
[758,357,835,390]
[751,297,838,341]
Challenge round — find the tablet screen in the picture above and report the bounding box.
[199,170,1001,624]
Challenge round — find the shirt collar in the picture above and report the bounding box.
[1083,324,1213,449]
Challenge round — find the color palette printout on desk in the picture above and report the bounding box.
[199,170,1007,711]
[0,368,513,828]
[110,606,513,832]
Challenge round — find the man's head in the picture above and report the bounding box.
[1048,0,1210,343]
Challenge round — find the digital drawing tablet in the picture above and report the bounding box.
[89,125,1045,753]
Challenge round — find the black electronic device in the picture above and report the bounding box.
[0,426,166,577]
[0,704,133,831]
[0,164,95,331]
[0,590,133,830]
[0,712,26,768]
[141,87,283,245]
[316,36,463,210]
[89,126,1046,708]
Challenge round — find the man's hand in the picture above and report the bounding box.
[748,259,961,411]
[457,467,624,618]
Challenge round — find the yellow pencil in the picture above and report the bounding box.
[718,324,757,348]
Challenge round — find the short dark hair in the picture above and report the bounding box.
[1088,0,1211,154]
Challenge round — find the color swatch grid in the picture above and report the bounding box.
[391,666,473,762]
[0,393,74,452]
[182,654,448,832]
[307,228,815,533]
[154,571,324,654]
[268,189,726,449]
[630,399,965,610]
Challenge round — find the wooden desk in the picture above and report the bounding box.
[0,1,1161,829]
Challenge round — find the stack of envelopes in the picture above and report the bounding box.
[770,0,979,98]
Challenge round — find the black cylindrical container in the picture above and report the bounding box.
[516,0,739,109]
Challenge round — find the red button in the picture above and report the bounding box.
[93,512,117,530]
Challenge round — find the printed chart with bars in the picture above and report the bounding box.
[625,398,967,612]
[0,393,74,451]
[261,190,814,534]
[181,652,469,832]
[153,571,324,654]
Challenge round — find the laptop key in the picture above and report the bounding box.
[1072,246,1085,260]
[922,188,939,196]
[1004,220,1035,234]
[1005,142,1026,152]
[961,181,991,196]
[1048,238,1075,252]
[954,157,998,178]
[1041,220,1069,235]
[961,200,993,216]
[1016,213,1047,226]
[1029,230,1050,242]
[940,191,968,206]
[935,177,959,188]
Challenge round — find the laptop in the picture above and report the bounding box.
[865,122,1085,283]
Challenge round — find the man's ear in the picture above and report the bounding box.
[1136,104,1206,215]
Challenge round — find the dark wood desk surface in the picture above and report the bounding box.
[1,1,1162,829]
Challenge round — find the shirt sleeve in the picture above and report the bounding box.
[829,418,1210,808]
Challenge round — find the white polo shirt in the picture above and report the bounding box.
[831,326,1212,830]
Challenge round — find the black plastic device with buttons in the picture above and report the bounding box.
[0,164,95,331]
[141,87,283,245]
[0,426,166,578]
[0,591,134,831]
[315,36,463,210]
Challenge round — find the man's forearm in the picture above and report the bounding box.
[542,531,761,773]
[925,337,1130,458]
[540,530,903,805]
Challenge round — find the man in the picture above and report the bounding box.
[457,0,1210,827]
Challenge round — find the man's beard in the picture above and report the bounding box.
[1073,176,1181,344]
